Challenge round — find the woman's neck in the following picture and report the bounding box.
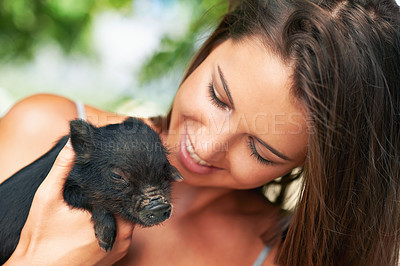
[171,182,233,217]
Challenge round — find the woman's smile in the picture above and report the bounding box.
[185,134,212,167]
[179,126,220,175]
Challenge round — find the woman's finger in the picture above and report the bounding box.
[115,216,135,241]
[35,138,75,202]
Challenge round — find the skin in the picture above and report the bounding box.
[0,37,308,265]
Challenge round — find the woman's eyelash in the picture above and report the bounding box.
[247,137,273,166]
[208,82,229,110]
[208,82,271,166]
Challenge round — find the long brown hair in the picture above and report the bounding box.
[152,0,400,265]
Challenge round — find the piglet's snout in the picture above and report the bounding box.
[139,196,171,226]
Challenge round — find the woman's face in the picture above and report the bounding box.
[166,38,308,189]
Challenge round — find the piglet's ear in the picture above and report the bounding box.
[70,119,95,160]
[124,117,136,123]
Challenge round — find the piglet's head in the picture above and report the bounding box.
[69,117,182,226]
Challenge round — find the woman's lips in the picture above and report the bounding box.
[185,134,212,167]
[178,128,219,175]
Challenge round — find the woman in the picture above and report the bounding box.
[1,0,399,265]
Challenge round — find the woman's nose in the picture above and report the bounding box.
[187,115,236,166]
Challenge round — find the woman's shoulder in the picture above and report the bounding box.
[0,93,126,182]
[0,93,79,129]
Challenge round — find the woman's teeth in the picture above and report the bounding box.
[185,135,212,167]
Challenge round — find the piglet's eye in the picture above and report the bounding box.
[110,171,128,185]
[111,172,122,180]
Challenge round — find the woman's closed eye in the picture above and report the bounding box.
[207,82,274,167]
[208,81,230,111]
[247,137,274,166]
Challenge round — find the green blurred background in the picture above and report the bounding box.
[0,0,227,117]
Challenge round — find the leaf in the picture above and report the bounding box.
[138,0,228,84]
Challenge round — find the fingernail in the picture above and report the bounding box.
[65,138,73,149]
[172,172,184,182]
[170,165,184,182]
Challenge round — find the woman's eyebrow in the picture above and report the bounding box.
[217,65,290,162]
[217,65,235,110]
[254,136,292,161]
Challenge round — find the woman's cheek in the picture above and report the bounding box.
[175,81,212,124]
[227,153,290,188]
[226,152,263,188]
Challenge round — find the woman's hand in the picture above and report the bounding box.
[5,140,135,265]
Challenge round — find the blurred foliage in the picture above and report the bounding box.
[138,0,228,84]
[0,0,132,62]
[0,0,228,83]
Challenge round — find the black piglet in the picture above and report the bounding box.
[0,117,182,264]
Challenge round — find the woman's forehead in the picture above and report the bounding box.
[210,38,303,122]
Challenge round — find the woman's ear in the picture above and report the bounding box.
[69,119,95,161]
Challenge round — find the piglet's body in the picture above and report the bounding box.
[0,117,179,264]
